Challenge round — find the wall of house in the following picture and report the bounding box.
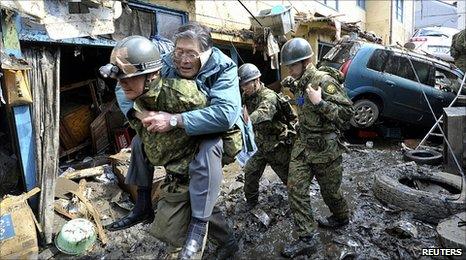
[414,0,458,29]
[392,0,415,45]
[366,0,392,44]
[193,0,366,31]
[366,0,414,45]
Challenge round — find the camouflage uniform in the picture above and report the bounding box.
[243,83,296,203]
[283,65,354,237]
[451,29,466,73]
[129,77,207,247]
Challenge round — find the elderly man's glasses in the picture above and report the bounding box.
[173,49,200,62]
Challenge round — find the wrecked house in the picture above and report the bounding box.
[0,0,465,259]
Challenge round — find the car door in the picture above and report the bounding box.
[381,54,426,123]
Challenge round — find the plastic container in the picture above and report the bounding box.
[55,218,96,255]
[250,5,294,35]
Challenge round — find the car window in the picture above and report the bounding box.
[417,28,448,37]
[411,59,432,86]
[434,67,461,92]
[367,49,390,72]
[322,42,361,64]
[384,55,432,85]
[385,55,416,81]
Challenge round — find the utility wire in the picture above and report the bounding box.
[237,0,263,27]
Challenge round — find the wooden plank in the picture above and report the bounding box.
[60,79,93,92]
[70,190,108,245]
[12,105,38,209]
[59,140,91,158]
[61,165,105,180]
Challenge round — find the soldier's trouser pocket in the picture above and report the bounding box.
[150,189,191,247]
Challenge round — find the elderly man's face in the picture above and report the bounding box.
[173,38,202,79]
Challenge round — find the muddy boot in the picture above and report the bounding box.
[179,217,209,260]
[281,234,319,258]
[317,215,349,229]
[105,186,154,231]
[245,199,258,211]
[215,235,238,260]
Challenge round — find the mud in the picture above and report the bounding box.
[49,141,445,259]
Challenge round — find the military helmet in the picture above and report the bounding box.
[238,63,261,85]
[105,35,162,79]
[280,38,314,66]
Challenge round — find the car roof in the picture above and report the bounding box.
[357,41,457,68]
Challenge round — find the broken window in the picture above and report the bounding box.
[112,3,187,41]
[410,59,432,86]
[384,55,416,81]
[317,41,334,62]
[382,55,432,86]
[434,67,461,92]
[322,42,361,66]
[367,49,390,72]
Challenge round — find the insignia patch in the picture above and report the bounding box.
[325,84,336,94]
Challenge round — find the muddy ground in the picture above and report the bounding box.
[49,140,450,259]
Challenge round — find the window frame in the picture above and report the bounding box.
[128,1,188,40]
[320,0,339,11]
[357,0,366,10]
[394,0,404,22]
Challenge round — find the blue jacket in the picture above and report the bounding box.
[161,47,242,136]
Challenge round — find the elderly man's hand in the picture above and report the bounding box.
[141,111,173,133]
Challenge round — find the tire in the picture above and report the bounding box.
[350,99,379,128]
[373,166,465,224]
[403,149,443,166]
[437,212,466,259]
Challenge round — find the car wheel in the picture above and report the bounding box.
[403,149,443,166]
[373,166,465,224]
[351,99,379,128]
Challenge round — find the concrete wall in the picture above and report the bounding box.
[366,0,392,44]
[392,0,415,44]
[366,0,414,45]
[458,0,466,30]
[414,0,458,29]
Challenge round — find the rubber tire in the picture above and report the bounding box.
[403,149,443,166]
[351,99,380,128]
[437,212,466,259]
[373,167,465,224]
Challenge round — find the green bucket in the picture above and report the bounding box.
[55,218,97,255]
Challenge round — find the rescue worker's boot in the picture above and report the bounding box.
[317,215,349,229]
[105,186,154,231]
[215,235,238,260]
[179,217,209,260]
[208,208,238,259]
[281,233,319,258]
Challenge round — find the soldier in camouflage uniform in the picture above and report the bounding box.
[451,29,466,73]
[101,35,237,259]
[280,38,355,258]
[238,63,297,209]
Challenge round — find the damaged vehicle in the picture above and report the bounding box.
[320,40,464,128]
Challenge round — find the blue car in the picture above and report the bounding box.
[320,41,464,128]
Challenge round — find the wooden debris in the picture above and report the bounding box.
[70,190,108,245]
[61,165,106,180]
